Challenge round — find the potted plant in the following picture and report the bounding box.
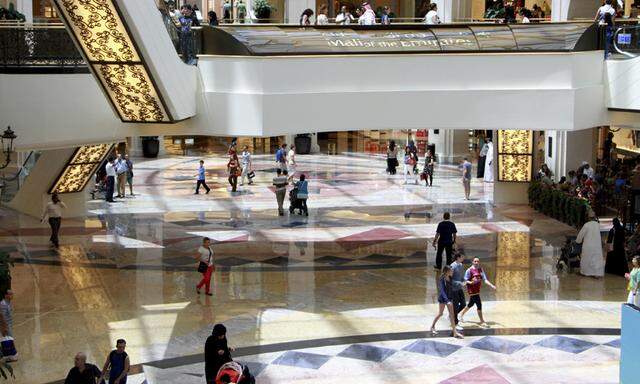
[141,136,160,158]
[253,0,273,22]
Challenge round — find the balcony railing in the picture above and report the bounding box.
[0,24,87,72]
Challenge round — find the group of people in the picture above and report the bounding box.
[104,154,135,203]
[193,142,309,216]
[300,2,389,25]
[429,213,497,338]
[63,339,130,384]
[386,140,474,200]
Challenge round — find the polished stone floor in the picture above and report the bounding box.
[0,154,628,383]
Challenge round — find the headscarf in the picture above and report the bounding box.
[212,323,227,337]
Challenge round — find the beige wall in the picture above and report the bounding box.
[493,181,530,204]
[7,148,89,218]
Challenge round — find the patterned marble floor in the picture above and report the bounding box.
[0,154,628,383]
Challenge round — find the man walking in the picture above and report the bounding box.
[458,257,497,328]
[462,157,472,200]
[195,160,211,194]
[273,169,288,216]
[105,157,116,203]
[115,154,128,198]
[276,144,287,172]
[124,154,134,196]
[64,352,102,384]
[450,252,466,330]
[432,212,457,270]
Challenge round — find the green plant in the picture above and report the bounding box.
[253,0,273,18]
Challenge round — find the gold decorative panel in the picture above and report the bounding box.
[93,64,168,122]
[55,0,139,62]
[52,0,173,123]
[50,144,113,194]
[497,130,533,182]
[495,231,530,301]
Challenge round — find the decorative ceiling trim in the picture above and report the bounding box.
[496,129,533,183]
[49,143,114,194]
[52,0,173,123]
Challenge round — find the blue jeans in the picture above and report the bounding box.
[605,26,613,59]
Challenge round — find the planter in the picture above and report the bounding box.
[528,180,589,228]
[294,135,312,154]
[142,137,160,158]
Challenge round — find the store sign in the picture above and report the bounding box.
[618,33,632,45]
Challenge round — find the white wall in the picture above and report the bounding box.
[198,51,607,136]
[2,51,609,150]
[606,57,640,112]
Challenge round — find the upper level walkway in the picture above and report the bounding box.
[0,1,635,149]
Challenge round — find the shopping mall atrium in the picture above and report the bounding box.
[1,0,640,382]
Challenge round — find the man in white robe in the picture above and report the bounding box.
[576,216,605,277]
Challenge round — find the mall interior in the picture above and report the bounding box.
[2,0,640,383]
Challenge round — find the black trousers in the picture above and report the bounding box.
[105,176,115,202]
[228,175,238,192]
[196,179,210,193]
[436,243,453,268]
[451,289,466,324]
[49,217,61,247]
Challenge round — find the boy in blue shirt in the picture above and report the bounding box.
[195,160,210,194]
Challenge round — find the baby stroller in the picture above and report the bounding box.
[557,235,581,272]
[216,361,255,384]
[289,187,305,215]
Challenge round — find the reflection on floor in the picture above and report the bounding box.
[0,154,627,383]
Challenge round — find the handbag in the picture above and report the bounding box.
[248,171,255,179]
[197,247,212,273]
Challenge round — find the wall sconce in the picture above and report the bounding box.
[1,126,17,170]
[51,0,173,123]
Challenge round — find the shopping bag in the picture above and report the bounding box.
[1,336,17,359]
[247,171,256,179]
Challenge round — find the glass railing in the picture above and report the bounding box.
[0,151,40,203]
[613,24,640,58]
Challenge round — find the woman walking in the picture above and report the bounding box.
[430,266,464,338]
[605,218,629,276]
[195,237,215,296]
[386,141,398,175]
[424,149,435,187]
[576,214,605,278]
[300,8,314,25]
[403,147,418,185]
[227,152,240,192]
[41,192,66,248]
[287,144,297,183]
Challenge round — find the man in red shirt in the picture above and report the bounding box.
[458,257,496,328]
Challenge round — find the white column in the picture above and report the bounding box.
[551,0,569,21]
[15,0,33,23]
[286,0,314,24]
[158,135,167,156]
[428,129,468,164]
[432,0,452,22]
[547,128,597,179]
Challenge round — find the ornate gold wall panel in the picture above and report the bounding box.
[50,144,113,194]
[52,0,173,123]
[497,130,533,182]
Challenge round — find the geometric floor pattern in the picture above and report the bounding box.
[0,154,628,383]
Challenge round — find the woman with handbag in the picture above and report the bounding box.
[403,147,418,185]
[227,152,240,192]
[196,237,215,296]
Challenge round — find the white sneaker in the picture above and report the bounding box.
[479,322,489,328]
[431,328,438,336]
[455,324,464,331]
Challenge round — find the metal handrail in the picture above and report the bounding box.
[613,24,640,58]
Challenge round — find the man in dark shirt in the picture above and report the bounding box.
[432,212,457,270]
[65,352,101,384]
